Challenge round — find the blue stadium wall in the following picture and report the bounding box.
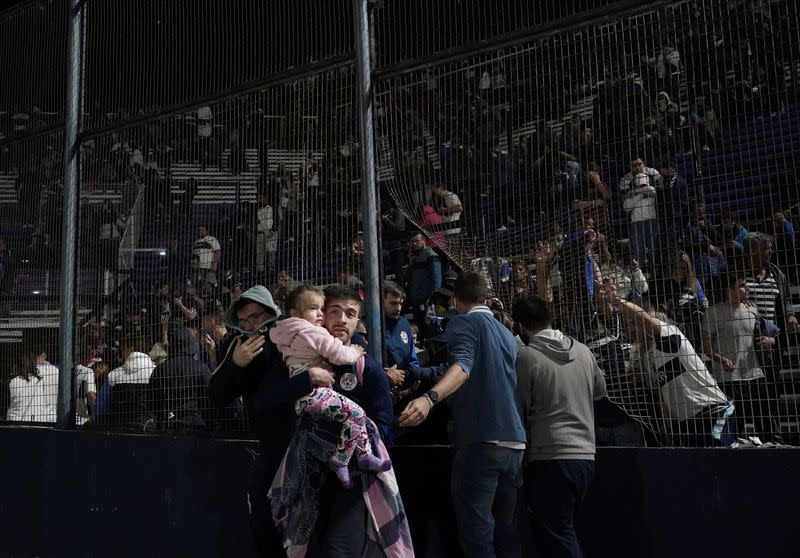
[0,427,796,558]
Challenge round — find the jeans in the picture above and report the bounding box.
[629,219,659,269]
[722,379,780,442]
[451,443,524,558]
[668,402,735,447]
[309,475,378,558]
[525,460,595,558]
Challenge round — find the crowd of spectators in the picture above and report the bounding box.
[376,0,800,445]
[0,0,799,449]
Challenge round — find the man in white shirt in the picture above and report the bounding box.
[598,283,732,447]
[255,192,278,276]
[107,341,156,387]
[618,157,662,192]
[432,184,463,249]
[100,338,157,429]
[192,225,221,273]
[623,173,660,271]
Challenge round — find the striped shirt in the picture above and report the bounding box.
[746,272,782,321]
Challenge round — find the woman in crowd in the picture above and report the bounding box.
[654,251,709,352]
[5,350,58,423]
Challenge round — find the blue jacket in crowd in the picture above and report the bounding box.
[384,316,419,371]
[406,246,442,306]
[445,306,526,447]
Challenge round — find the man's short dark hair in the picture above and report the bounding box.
[453,272,488,305]
[120,336,144,353]
[511,296,552,331]
[383,281,405,299]
[323,284,362,307]
[407,229,426,241]
[203,311,225,324]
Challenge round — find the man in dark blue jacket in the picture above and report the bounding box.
[406,230,442,332]
[383,281,419,371]
[383,280,447,396]
[208,284,395,557]
[322,284,396,445]
[299,284,397,556]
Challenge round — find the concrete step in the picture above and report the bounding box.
[779,421,798,431]
[779,393,800,410]
[779,368,800,381]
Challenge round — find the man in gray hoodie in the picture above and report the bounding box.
[208,285,335,557]
[511,295,606,558]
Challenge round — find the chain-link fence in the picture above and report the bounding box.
[2,0,800,448]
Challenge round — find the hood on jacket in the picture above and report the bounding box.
[123,352,156,374]
[527,329,576,363]
[224,285,281,334]
[269,316,316,346]
[168,324,199,357]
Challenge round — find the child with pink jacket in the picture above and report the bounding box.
[269,284,390,488]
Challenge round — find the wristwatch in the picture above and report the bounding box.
[423,390,439,406]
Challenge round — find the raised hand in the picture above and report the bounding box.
[232,335,265,368]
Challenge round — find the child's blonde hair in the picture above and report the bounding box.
[285,284,325,315]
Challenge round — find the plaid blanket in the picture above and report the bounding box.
[269,414,415,558]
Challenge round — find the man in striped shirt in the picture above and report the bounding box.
[742,232,797,332]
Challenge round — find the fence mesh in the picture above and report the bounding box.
[2,0,800,448]
[373,0,628,68]
[73,67,358,432]
[83,0,355,131]
[377,0,800,446]
[0,131,65,423]
[0,1,68,137]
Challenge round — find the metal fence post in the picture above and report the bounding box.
[57,0,85,429]
[352,0,383,362]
